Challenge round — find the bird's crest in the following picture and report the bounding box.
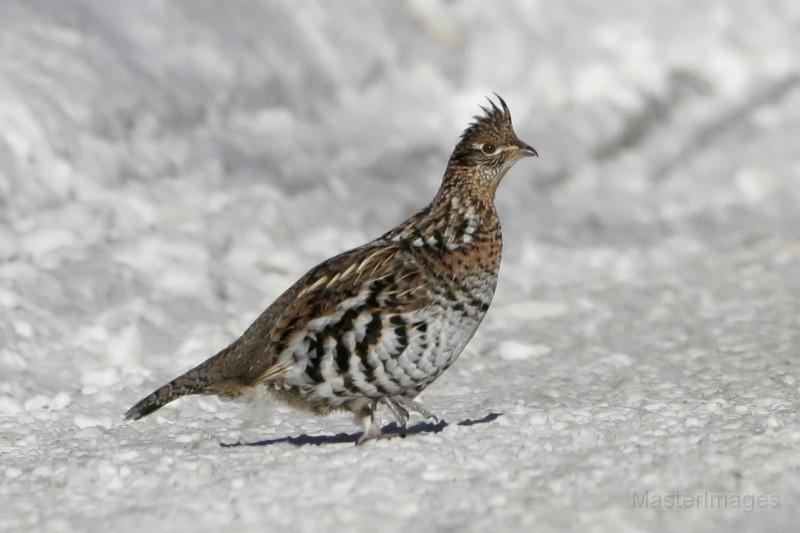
[458,94,514,146]
[448,94,519,167]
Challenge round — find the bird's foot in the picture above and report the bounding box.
[355,400,383,445]
[380,397,409,437]
[394,398,439,423]
[355,425,384,446]
[356,398,439,444]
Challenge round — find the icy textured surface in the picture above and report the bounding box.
[1,1,799,532]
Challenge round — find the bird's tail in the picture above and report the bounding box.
[124,346,233,421]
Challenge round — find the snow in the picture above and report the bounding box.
[1,1,799,532]
[498,340,552,361]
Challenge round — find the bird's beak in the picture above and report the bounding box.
[516,141,538,158]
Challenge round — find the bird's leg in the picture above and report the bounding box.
[395,397,439,423]
[380,397,409,437]
[355,400,382,446]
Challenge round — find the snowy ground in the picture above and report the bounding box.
[1,1,799,532]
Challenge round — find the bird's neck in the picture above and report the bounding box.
[383,167,501,250]
[433,165,494,208]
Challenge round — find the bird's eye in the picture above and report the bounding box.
[482,143,496,155]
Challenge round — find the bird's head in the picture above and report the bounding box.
[447,95,537,194]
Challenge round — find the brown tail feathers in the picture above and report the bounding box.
[124,345,239,420]
[124,365,211,420]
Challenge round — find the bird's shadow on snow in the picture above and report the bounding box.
[221,412,502,447]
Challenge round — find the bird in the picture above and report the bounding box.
[125,95,537,444]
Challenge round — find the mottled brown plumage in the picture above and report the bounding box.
[125,95,537,443]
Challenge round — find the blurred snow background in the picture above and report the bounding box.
[1,1,799,531]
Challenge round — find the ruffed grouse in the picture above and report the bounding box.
[125,96,537,443]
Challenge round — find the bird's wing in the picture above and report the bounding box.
[236,241,432,384]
